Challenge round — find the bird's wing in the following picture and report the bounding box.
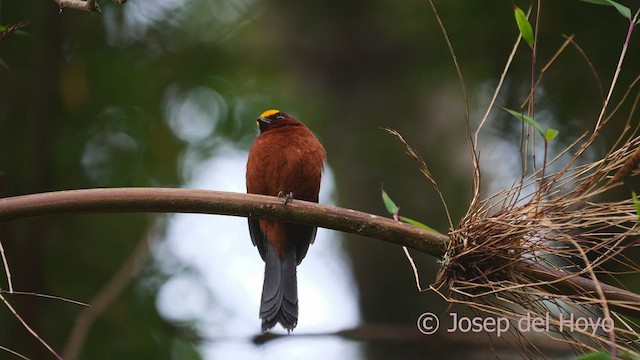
[248,218,268,262]
[294,225,317,265]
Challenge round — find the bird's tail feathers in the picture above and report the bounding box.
[260,243,298,332]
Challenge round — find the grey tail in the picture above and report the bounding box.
[260,243,298,333]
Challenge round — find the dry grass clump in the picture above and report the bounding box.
[392,3,640,355]
[428,112,640,355]
[422,116,640,353]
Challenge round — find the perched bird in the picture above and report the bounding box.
[246,109,326,332]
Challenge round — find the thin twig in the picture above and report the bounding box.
[528,1,539,126]
[0,293,62,359]
[564,235,615,354]
[0,22,28,42]
[562,34,605,102]
[402,246,425,292]
[425,0,481,217]
[1,291,89,307]
[593,13,637,134]
[0,238,12,293]
[519,34,575,109]
[0,345,28,360]
[545,17,638,190]
[384,128,453,230]
[474,34,522,145]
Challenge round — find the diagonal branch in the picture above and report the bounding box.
[62,218,160,360]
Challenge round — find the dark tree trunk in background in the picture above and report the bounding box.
[1,0,62,357]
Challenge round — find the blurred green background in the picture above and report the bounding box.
[1,0,639,359]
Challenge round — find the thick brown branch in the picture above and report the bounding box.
[55,0,101,13]
[528,264,640,318]
[0,188,449,256]
[1,188,639,319]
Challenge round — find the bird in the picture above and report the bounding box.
[246,109,326,332]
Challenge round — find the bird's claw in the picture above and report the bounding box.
[277,191,294,205]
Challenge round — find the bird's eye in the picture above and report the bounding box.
[275,114,285,120]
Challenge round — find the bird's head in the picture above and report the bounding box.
[257,109,298,133]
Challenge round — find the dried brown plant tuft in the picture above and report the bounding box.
[394,2,640,356]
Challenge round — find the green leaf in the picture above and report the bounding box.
[503,107,559,142]
[398,216,441,234]
[578,350,640,360]
[576,351,611,360]
[544,128,559,141]
[381,187,439,233]
[620,351,640,360]
[621,351,640,360]
[580,0,612,4]
[381,188,399,215]
[608,0,632,19]
[0,58,8,70]
[503,107,544,135]
[633,191,640,223]
[514,6,534,48]
[579,0,631,19]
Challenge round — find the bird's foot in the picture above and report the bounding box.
[277,191,294,205]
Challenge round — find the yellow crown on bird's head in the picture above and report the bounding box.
[260,109,281,118]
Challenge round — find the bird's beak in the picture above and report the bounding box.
[257,117,271,133]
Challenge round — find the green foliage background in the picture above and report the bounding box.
[1,0,639,358]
